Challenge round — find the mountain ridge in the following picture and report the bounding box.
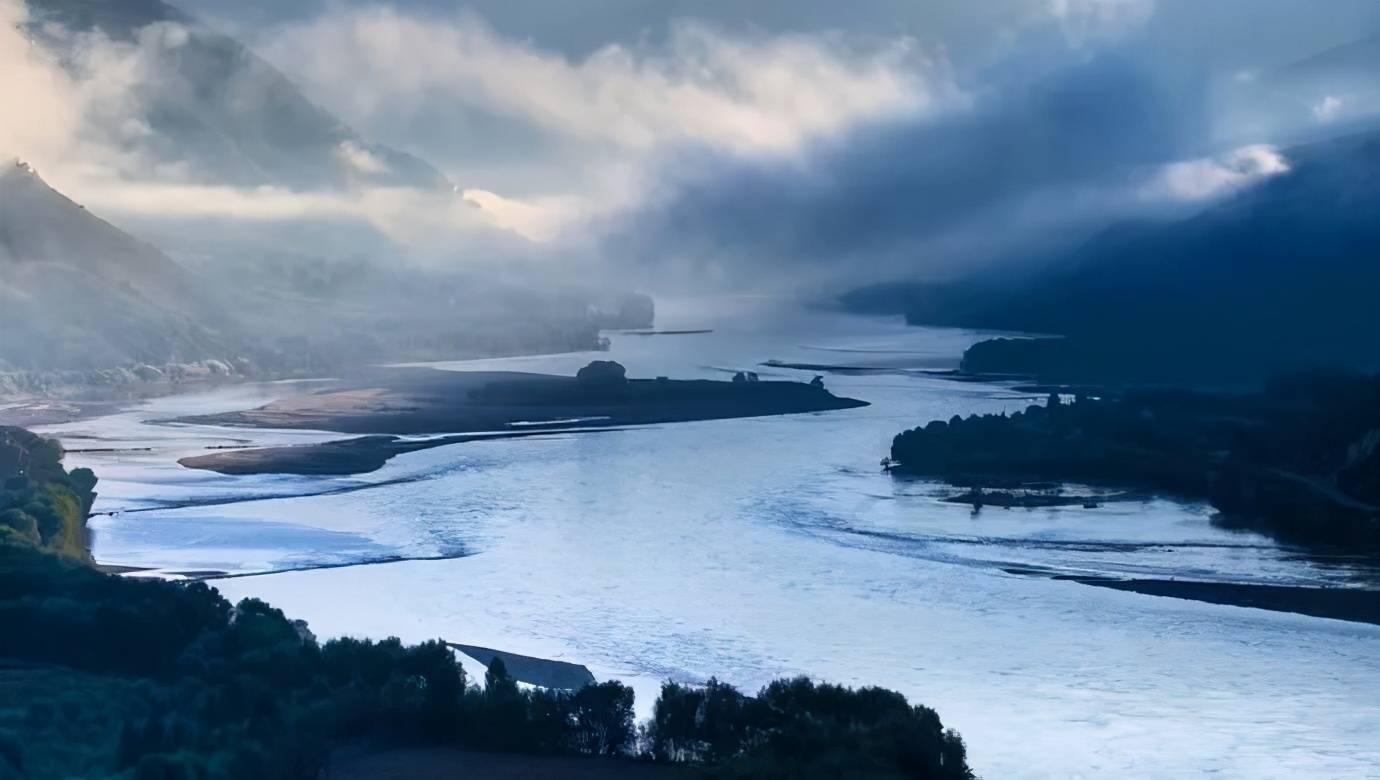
[0,159,246,372]
[841,127,1380,383]
[23,0,452,192]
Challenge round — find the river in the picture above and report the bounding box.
[37,296,1380,778]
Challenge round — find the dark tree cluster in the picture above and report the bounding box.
[889,393,1211,495]
[890,371,1380,550]
[0,540,645,780]
[650,677,972,779]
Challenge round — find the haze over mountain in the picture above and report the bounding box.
[1,0,656,382]
[0,160,242,373]
[842,126,1380,382]
[1263,31,1380,135]
[22,0,451,191]
[3,0,1378,384]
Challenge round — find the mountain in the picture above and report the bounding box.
[847,128,1380,384]
[1269,31,1380,128]
[23,0,450,191]
[0,160,244,372]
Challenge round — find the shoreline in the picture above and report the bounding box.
[1002,566,1380,626]
[177,429,628,476]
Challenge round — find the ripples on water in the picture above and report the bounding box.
[39,298,1380,778]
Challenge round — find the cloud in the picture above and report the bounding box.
[337,141,391,175]
[1311,95,1345,123]
[1143,144,1290,202]
[4,0,1366,295]
[246,7,967,249]
[592,56,1217,290]
[4,0,962,261]
[0,1,94,172]
[261,8,956,158]
[460,189,587,243]
[0,1,500,257]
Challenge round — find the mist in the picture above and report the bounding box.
[10,1,1380,286]
[4,0,1380,379]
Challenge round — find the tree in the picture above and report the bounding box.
[0,509,39,546]
[576,361,627,387]
[569,681,635,756]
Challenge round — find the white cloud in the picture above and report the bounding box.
[3,0,952,249]
[1312,95,1345,123]
[0,2,498,251]
[0,1,87,171]
[0,3,226,186]
[244,8,959,244]
[461,189,589,242]
[61,178,504,245]
[1143,144,1289,202]
[337,141,391,175]
[261,8,953,158]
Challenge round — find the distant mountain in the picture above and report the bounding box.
[23,0,451,191]
[845,129,1380,384]
[0,160,244,372]
[0,162,622,382]
[1271,31,1380,127]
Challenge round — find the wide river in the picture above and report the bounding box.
[38,297,1380,778]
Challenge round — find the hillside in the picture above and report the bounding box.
[0,161,244,373]
[995,129,1380,381]
[848,128,1380,384]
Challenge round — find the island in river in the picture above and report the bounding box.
[885,371,1380,625]
[888,371,1380,552]
[177,361,867,475]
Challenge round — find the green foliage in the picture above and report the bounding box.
[0,543,651,778]
[891,371,1380,549]
[651,677,972,779]
[650,678,748,763]
[0,509,40,546]
[568,680,637,756]
[0,428,97,560]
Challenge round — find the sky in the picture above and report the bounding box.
[5,0,1380,291]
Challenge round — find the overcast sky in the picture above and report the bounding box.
[8,0,1380,291]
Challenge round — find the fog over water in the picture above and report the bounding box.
[39,299,1380,778]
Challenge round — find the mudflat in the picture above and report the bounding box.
[177,367,866,434]
[176,366,868,475]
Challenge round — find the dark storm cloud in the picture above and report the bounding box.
[599,56,1209,289]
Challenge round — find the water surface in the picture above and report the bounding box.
[41,297,1380,778]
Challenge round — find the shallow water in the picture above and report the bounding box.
[40,297,1380,778]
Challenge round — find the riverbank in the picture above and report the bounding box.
[1001,566,1380,626]
[178,431,625,476]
